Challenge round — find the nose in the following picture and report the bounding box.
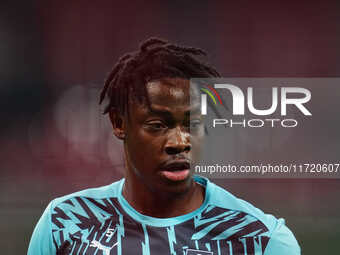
[165,127,191,155]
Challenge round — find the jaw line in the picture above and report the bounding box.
[123,142,194,196]
[123,142,159,193]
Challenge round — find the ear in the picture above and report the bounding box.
[109,110,126,140]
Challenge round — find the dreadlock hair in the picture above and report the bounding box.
[99,37,220,115]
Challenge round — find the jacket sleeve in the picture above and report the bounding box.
[27,201,57,255]
[264,218,301,255]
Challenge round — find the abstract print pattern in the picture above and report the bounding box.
[51,197,270,254]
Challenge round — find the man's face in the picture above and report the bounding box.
[119,78,203,194]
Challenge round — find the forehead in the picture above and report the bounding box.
[146,78,200,106]
[147,78,188,105]
[128,78,201,117]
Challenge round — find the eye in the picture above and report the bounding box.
[189,119,202,130]
[145,121,167,131]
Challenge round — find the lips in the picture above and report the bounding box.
[161,161,190,171]
[160,160,191,181]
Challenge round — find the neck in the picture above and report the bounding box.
[122,173,205,218]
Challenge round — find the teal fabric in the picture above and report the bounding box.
[28,176,301,254]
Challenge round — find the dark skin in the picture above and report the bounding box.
[109,78,205,218]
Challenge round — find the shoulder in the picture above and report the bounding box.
[263,218,301,254]
[28,179,125,253]
[200,176,301,254]
[51,179,123,207]
[202,177,301,255]
[48,179,124,225]
[205,178,277,231]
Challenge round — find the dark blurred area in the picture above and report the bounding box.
[0,1,339,254]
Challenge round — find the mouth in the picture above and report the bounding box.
[159,160,191,181]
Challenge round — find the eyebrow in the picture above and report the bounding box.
[147,105,201,117]
[148,107,173,117]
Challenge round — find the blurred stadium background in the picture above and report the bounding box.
[1,1,339,254]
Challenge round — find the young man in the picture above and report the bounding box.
[28,38,300,254]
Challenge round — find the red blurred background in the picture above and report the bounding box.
[1,1,339,254]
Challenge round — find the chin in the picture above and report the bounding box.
[156,173,194,195]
